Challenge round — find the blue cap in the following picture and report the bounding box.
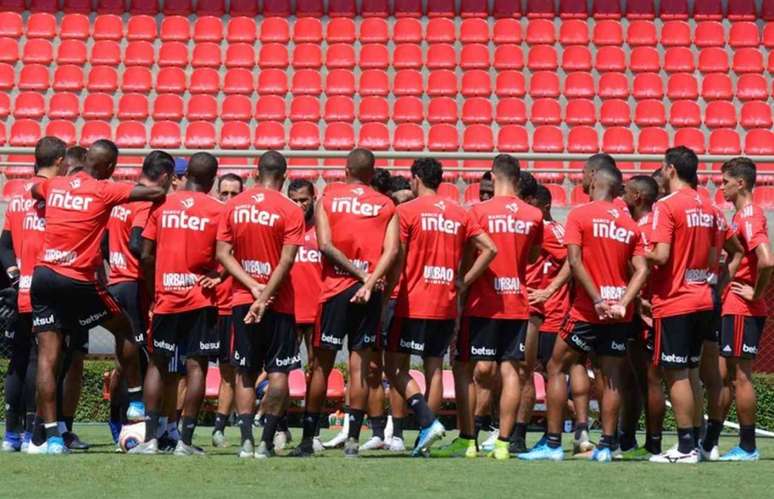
[174,158,188,176]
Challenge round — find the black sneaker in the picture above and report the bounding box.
[287,440,315,457]
[158,434,178,453]
[508,437,528,455]
[63,432,90,450]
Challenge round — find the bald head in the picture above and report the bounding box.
[346,148,376,183]
[85,139,119,179]
[186,152,218,192]
[591,164,623,201]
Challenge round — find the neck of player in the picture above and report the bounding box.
[183,181,209,193]
[493,180,517,198]
[36,166,59,179]
[256,177,283,192]
[734,190,754,212]
[668,177,692,194]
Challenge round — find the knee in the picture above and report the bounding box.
[474,363,497,386]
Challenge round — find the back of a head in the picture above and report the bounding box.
[533,184,552,208]
[186,152,218,186]
[410,158,443,190]
[721,156,757,190]
[371,168,392,195]
[665,146,699,182]
[64,146,87,167]
[518,171,538,200]
[630,175,659,206]
[594,164,623,195]
[389,175,411,194]
[258,150,287,180]
[142,150,175,182]
[34,136,67,170]
[481,171,492,182]
[87,139,119,168]
[491,154,520,182]
[346,148,376,181]
[585,153,616,173]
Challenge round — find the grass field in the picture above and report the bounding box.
[1,425,773,498]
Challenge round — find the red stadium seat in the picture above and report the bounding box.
[297,0,324,16]
[291,69,322,96]
[14,92,45,120]
[358,18,387,43]
[560,0,587,18]
[393,18,422,43]
[80,121,113,147]
[263,0,291,16]
[289,95,320,122]
[327,44,356,70]
[57,40,87,65]
[734,48,764,73]
[323,122,355,151]
[223,69,255,95]
[53,65,84,91]
[528,45,557,71]
[627,20,657,46]
[191,42,222,68]
[593,20,623,45]
[426,18,456,43]
[48,93,79,120]
[740,101,773,129]
[185,121,217,149]
[358,123,390,151]
[428,97,458,124]
[533,125,564,152]
[492,45,523,70]
[728,0,757,20]
[229,0,258,15]
[427,44,457,70]
[115,121,148,149]
[254,121,286,149]
[155,67,187,94]
[394,123,425,151]
[0,38,18,64]
[632,72,663,100]
[359,70,389,97]
[393,44,423,70]
[565,98,596,125]
[634,99,666,127]
[705,101,737,128]
[259,18,289,44]
[90,41,121,65]
[562,46,592,71]
[160,16,189,42]
[694,21,725,47]
[427,70,458,97]
[674,127,706,153]
[526,19,555,44]
[326,18,356,44]
[600,99,631,126]
[256,69,285,95]
[328,0,356,16]
[153,94,184,121]
[149,121,182,148]
[186,94,218,121]
[559,19,589,45]
[289,121,320,149]
[227,17,256,43]
[629,47,660,73]
[194,17,223,42]
[461,70,491,97]
[93,14,123,41]
[493,19,522,45]
[664,47,695,72]
[0,64,11,92]
[88,65,119,92]
[359,44,389,70]
[462,125,494,174]
[602,127,634,153]
[495,71,526,98]
[9,120,41,146]
[392,96,423,123]
[60,13,90,39]
[660,0,689,19]
[83,93,114,120]
[527,0,555,19]
[667,73,698,100]
[18,65,49,91]
[225,43,256,69]
[118,94,148,120]
[394,70,424,97]
[764,22,774,48]
[23,39,53,65]
[694,0,722,19]
[638,128,669,153]
[0,12,22,38]
[708,129,741,154]
[46,120,77,146]
[428,125,459,160]
[497,125,529,152]
[324,96,355,122]
[699,47,729,73]
[495,98,527,125]
[661,20,691,46]
[745,129,774,155]
[259,44,289,69]
[293,18,322,44]
[27,13,56,38]
[461,0,490,17]
[293,44,323,70]
[428,0,456,17]
[326,70,355,96]
[568,126,598,153]
[189,68,220,94]
[736,74,768,101]
[461,43,491,69]
[125,41,156,67]
[702,74,733,101]
[462,97,492,125]
[564,72,594,98]
[669,100,701,127]
[531,98,562,125]
[599,72,630,99]
[461,18,490,43]
[220,122,251,149]
[529,71,559,98]
[729,22,759,48]
[595,46,626,72]
[255,95,286,122]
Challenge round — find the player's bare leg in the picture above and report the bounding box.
[212,363,235,447]
[103,314,143,417]
[129,353,167,453]
[291,347,335,456]
[596,355,625,457]
[473,362,497,442]
[61,349,88,449]
[512,374,536,452]
[619,342,645,453]
[363,353,388,450]
[345,349,372,449]
[174,356,207,455]
[452,359,476,439]
[497,360,522,451]
[162,373,180,444]
[388,354,410,450]
[234,367,258,457]
[699,341,724,459]
[33,330,64,449]
[661,367,697,457]
[569,362,594,454]
[718,357,758,459]
[423,356,444,414]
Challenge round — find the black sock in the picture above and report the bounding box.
[645,432,662,455]
[44,423,60,440]
[598,434,616,449]
[5,410,21,434]
[110,403,122,424]
[739,424,756,453]
[408,394,435,429]
[277,413,289,432]
[180,416,197,446]
[24,413,35,434]
[261,414,280,448]
[392,417,405,439]
[703,419,723,451]
[546,432,562,449]
[145,411,160,442]
[677,427,694,454]
[474,415,492,440]
[573,421,588,441]
[619,431,637,452]
[237,413,254,445]
[370,416,387,440]
[512,422,527,442]
[314,415,321,438]
[459,432,476,440]
[127,387,142,403]
[32,416,45,445]
[348,409,366,440]
[64,417,74,433]
[213,412,228,433]
[301,412,320,443]
[692,426,702,448]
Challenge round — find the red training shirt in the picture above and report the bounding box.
[536,221,570,333]
[526,219,566,318]
[722,203,770,317]
[290,224,322,324]
[107,201,151,285]
[13,178,47,313]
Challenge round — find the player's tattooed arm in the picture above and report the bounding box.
[611,255,649,319]
[568,243,610,319]
[458,232,497,293]
[315,199,368,282]
[246,244,299,323]
[140,237,157,297]
[215,240,264,299]
[352,213,400,304]
[128,185,167,203]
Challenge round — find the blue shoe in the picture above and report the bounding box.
[1,432,22,452]
[21,432,31,453]
[591,446,613,463]
[109,420,122,444]
[517,443,564,461]
[718,446,759,462]
[126,401,145,422]
[46,436,68,455]
[531,434,548,450]
[411,420,445,457]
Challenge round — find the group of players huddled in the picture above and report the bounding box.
[0,136,771,463]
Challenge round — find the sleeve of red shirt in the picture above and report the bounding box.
[650,201,675,244]
[130,203,151,230]
[215,203,233,244]
[398,205,411,243]
[101,182,134,207]
[633,226,645,256]
[531,215,544,250]
[563,209,582,246]
[463,210,483,240]
[746,209,770,251]
[283,205,305,246]
[141,205,160,242]
[544,225,566,261]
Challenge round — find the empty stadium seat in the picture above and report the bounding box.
[259,44,288,69]
[593,20,623,45]
[9,120,41,147]
[194,16,224,43]
[564,72,595,98]
[462,70,491,97]
[289,96,320,122]
[294,17,323,44]
[670,100,702,127]
[709,128,741,154]
[462,97,492,125]
[0,64,13,91]
[115,121,147,148]
[562,46,592,71]
[46,120,77,146]
[185,121,217,149]
[635,99,666,127]
[495,98,527,125]
[227,17,256,43]
[599,72,630,99]
[254,121,286,149]
[324,96,355,122]
[627,20,657,45]
[48,93,79,120]
[90,40,121,65]
[0,38,18,64]
[705,101,737,128]
[187,94,218,121]
[53,65,83,91]
[531,98,562,125]
[493,18,522,44]
[702,73,733,100]
[360,44,390,70]
[496,71,526,97]
[461,44,490,69]
[0,12,22,38]
[426,18,456,43]
[149,121,182,148]
[565,98,596,125]
[694,21,725,47]
[428,97,458,124]
[256,69,285,95]
[602,127,634,153]
[89,65,119,92]
[153,94,184,121]
[14,92,46,120]
[699,47,729,73]
[189,68,220,94]
[461,18,490,43]
[427,70,458,97]
[664,47,695,72]
[526,20,555,44]
[596,46,626,72]
[359,70,389,97]
[80,121,112,146]
[745,129,774,155]
[427,44,457,69]
[528,45,558,71]
[323,122,355,151]
[497,125,529,152]
[255,95,287,122]
[674,127,706,153]
[568,126,599,153]
[220,121,252,149]
[734,48,764,73]
[23,39,53,65]
[667,73,698,100]
[393,70,424,97]
[392,96,423,123]
[18,65,49,91]
[600,99,631,126]
[57,40,87,65]
[740,101,773,129]
[629,47,660,72]
[118,94,148,120]
[529,72,559,98]
[358,122,390,151]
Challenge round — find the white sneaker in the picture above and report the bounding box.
[273,430,292,450]
[481,430,499,453]
[212,430,227,448]
[573,430,596,454]
[699,444,720,462]
[384,416,394,443]
[26,440,48,455]
[649,447,699,464]
[359,436,385,451]
[322,430,348,449]
[388,436,406,452]
[312,437,324,454]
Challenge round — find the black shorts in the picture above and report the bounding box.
[378,298,397,351]
[387,317,454,358]
[313,283,381,351]
[108,281,149,346]
[231,305,299,373]
[537,332,558,365]
[652,310,713,368]
[30,266,122,335]
[720,315,766,359]
[456,317,528,362]
[149,307,218,359]
[216,314,234,364]
[559,318,629,357]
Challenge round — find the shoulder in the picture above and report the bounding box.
[520,200,543,221]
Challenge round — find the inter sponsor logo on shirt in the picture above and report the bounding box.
[241,259,271,277]
[599,285,626,301]
[493,276,521,294]
[22,212,45,231]
[161,211,211,231]
[334,259,369,276]
[110,205,131,222]
[685,208,714,228]
[420,213,461,235]
[296,246,321,263]
[330,197,383,217]
[8,196,34,213]
[48,190,94,212]
[161,272,198,289]
[109,251,127,269]
[487,214,535,235]
[423,265,454,284]
[43,249,76,265]
[233,205,280,226]
[592,218,635,244]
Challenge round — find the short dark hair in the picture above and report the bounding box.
[64,146,87,166]
[90,139,119,163]
[34,136,67,170]
[371,168,392,195]
[218,173,244,191]
[258,150,287,178]
[410,158,443,190]
[187,152,218,186]
[518,171,538,200]
[389,175,411,193]
[665,146,699,182]
[491,154,520,181]
[142,150,175,182]
[288,178,315,195]
[721,157,757,190]
[629,175,659,206]
[481,171,492,182]
[586,153,616,172]
[533,184,552,207]
[595,164,623,194]
[651,168,664,179]
[346,148,375,179]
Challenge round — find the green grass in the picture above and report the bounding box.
[2,425,774,498]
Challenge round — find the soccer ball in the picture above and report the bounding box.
[118,422,146,453]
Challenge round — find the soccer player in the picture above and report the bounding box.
[479,171,494,202]
[63,146,87,174]
[291,148,398,458]
[211,173,245,448]
[715,158,773,461]
[520,165,648,462]
[389,175,415,205]
[217,151,305,459]
[29,139,166,453]
[132,152,222,456]
[646,146,718,464]
[1,138,68,453]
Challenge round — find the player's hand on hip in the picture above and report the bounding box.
[730,282,755,301]
[528,287,551,305]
